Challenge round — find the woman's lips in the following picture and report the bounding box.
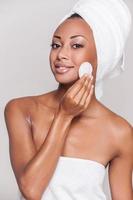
[55,65,73,74]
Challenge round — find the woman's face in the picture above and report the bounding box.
[49,17,97,85]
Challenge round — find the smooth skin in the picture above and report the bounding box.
[5,18,133,200]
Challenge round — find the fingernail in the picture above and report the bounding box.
[84,73,89,77]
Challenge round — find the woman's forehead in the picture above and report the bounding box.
[53,18,93,39]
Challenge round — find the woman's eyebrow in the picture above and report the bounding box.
[70,35,87,39]
[53,35,88,40]
[53,35,61,39]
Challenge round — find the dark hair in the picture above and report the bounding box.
[67,13,83,19]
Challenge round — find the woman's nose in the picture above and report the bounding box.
[57,46,69,60]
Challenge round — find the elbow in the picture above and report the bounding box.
[19,175,42,200]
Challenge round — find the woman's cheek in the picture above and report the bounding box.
[72,51,90,68]
[49,52,55,72]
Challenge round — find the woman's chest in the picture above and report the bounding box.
[32,112,114,166]
[32,115,101,147]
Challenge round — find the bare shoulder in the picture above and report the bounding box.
[101,103,133,157]
[108,110,133,144]
[99,102,132,137]
[4,96,37,117]
[111,114,133,160]
[4,91,56,117]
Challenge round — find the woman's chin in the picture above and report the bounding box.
[55,75,78,85]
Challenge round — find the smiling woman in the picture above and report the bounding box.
[49,14,97,86]
[4,0,133,200]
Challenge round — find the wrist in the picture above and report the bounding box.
[56,109,74,122]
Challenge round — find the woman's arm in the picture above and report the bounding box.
[109,125,133,200]
[5,74,93,200]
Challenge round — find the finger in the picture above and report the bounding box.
[73,75,93,105]
[79,76,93,105]
[84,85,94,109]
[67,74,88,98]
[74,77,89,103]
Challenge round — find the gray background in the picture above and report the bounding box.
[0,0,132,199]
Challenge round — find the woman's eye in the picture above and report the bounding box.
[72,44,84,49]
[51,43,61,49]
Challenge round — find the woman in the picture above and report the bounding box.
[5,0,133,199]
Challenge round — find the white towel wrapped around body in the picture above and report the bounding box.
[59,0,132,99]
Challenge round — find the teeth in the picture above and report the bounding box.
[59,67,67,69]
[57,66,67,69]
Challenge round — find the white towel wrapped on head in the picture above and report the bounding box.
[59,0,132,99]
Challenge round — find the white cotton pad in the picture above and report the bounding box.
[79,62,92,78]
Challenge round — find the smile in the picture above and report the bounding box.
[55,64,74,74]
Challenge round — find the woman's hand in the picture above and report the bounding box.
[59,74,94,118]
